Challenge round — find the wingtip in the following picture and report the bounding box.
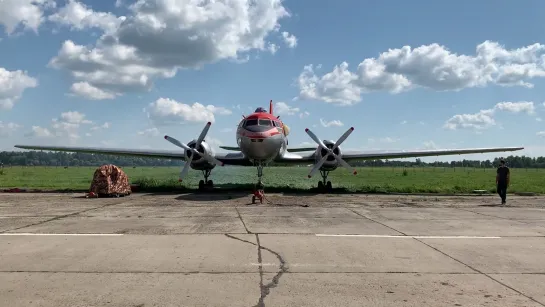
[207,121,212,125]
[305,128,309,132]
[350,127,354,131]
[164,135,168,139]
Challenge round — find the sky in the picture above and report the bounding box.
[1,0,545,162]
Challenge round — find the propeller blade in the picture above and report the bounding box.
[332,127,354,150]
[204,153,225,166]
[308,154,328,178]
[334,155,357,175]
[196,122,212,145]
[164,135,191,151]
[178,155,193,182]
[305,128,329,150]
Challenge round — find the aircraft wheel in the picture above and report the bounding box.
[207,180,214,188]
[317,181,324,192]
[326,181,332,192]
[198,180,205,190]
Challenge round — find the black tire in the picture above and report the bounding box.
[252,196,256,204]
[198,180,205,190]
[318,181,324,192]
[207,180,213,187]
[326,181,332,192]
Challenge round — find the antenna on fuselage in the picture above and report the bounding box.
[269,99,273,115]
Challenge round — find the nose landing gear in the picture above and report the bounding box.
[197,169,214,191]
[317,170,333,192]
[251,163,266,204]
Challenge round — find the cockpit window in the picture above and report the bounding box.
[259,119,272,126]
[244,119,258,126]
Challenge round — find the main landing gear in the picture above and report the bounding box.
[317,170,333,192]
[198,169,214,191]
[251,164,265,204]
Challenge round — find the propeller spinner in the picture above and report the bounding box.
[164,122,224,182]
[305,126,358,178]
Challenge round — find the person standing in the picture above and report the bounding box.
[496,159,510,205]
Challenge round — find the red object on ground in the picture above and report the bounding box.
[253,189,264,204]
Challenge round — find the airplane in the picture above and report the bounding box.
[15,100,524,194]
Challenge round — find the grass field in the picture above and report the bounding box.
[1,165,544,194]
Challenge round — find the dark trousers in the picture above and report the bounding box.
[497,182,507,202]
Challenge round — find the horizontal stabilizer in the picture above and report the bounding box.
[220,146,240,151]
[287,147,316,152]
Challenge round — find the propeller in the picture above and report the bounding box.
[164,122,224,182]
[305,126,358,178]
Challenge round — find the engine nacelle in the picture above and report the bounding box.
[314,140,341,171]
[186,139,216,171]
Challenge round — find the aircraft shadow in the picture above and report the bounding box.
[134,183,357,201]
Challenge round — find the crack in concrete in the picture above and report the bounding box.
[253,234,287,307]
[413,238,545,306]
[0,201,125,234]
[348,209,408,236]
[224,234,287,307]
[235,207,252,234]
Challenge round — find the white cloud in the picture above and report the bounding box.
[47,0,293,100]
[444,109,496,131]
[0,67,38,110]
[422,141,437,149]
[48,0,124,33]
[537,117,542,122]
[299,111,310,118]
[298,63,362,106]
[297,41,545,105]
[0,0,55,35]
[25,111,99,142]
[26,126,53,138]
[400,120,407,124]
[90,122,110,131]
[537,131,545,137]
[267,43,279,55]
[281,31,297,48]
[60,111,92,124]
[494,101,535,114]
[0,122,20,137]
[70,82,118,100]
[444,101,537,131]
[319,118,344,127]
[137,127,159,137]
[275,101,299,115]
[146,97,232,125]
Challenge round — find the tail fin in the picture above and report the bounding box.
[269,100,273,115]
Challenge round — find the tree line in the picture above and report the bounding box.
[0,151,543,168]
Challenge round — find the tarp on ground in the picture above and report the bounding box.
[89,164,131,196]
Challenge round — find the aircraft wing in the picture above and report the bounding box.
[340,147,524,162]
[276,146,524,164]
[13,144,250,165]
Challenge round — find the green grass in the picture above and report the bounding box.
[1,165,544,194]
